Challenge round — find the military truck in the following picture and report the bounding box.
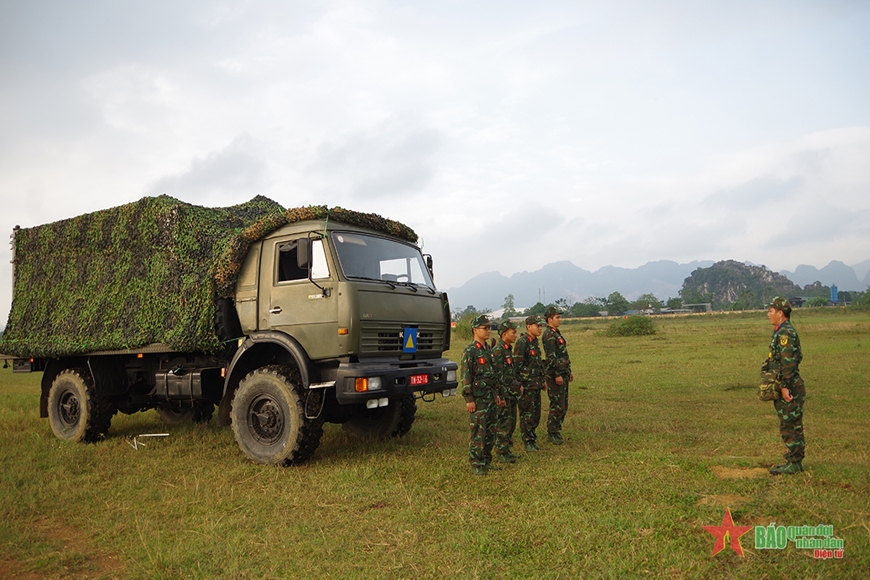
[0,196,457,465]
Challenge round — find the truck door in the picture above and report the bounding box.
[259,236,338,360]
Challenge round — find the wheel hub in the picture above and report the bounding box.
[247,395,284,445]
[58,389,80,427]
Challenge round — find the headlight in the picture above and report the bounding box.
[354,377,383,392]
[447,370,456,382]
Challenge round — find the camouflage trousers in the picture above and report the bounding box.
[773,377,806,463]
[518,387,542,444]
[468,393,497,468]
[495,394,519,455]
[546,375,569,435]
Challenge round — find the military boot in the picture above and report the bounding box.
[497,453,516,464]
[548,432,563,445]
[485,463,502,471]
[770,461,803,475]
[471,466,488,476]
[524,441,538,452]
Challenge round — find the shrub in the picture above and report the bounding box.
[606,315,656,337]
[453,318,473,343]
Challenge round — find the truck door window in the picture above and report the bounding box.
[311,239,329,279]
[277,241,307,282]
[277,238,330,283]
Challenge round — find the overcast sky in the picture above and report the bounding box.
[2,0,869,320]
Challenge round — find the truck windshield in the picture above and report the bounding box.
[331,232,435,289]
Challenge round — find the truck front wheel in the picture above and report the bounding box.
[342,395,417,438]
[47,368,114,442]
[230,366,323,465]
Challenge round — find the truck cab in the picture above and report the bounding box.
[222,220,458,443]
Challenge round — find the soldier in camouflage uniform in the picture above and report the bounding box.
[543,306,573,445]
[515,315,546,452]
[765,297,806,475]
[460,315,504,475]
[493,320,522,463]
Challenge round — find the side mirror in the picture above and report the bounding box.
[424,254,433,276]
[296,238,310,269]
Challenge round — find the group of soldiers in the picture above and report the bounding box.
[458,297,807,477]
[460,306,573,475]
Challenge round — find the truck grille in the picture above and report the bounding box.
[360,322,445,354]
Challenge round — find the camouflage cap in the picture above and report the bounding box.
[544,306,562,320]
[766,296,792,314]
[470,314,491,329]
[499,320,517,334]
[524,315,544,326]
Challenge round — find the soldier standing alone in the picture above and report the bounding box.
[765,297,806,475]
[460,315,503,475]
[515,315,546,452]
[543,306,573,445]
[493,320,522,463]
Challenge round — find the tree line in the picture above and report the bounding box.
[453,287,870,322]
[453,292,683,321]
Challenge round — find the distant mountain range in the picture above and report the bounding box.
[445,259,870,311]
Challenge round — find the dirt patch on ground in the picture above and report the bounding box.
[0,518,126,579]
[710,465,769,479]
[744,515,779,527]
[696,493,750,507]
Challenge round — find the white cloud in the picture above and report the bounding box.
[2,0,870,320]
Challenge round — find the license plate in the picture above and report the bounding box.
[410,374,428,386]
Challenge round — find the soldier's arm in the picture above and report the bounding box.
[564,335,572,375]
[490,347,506,400]
[542,332,558,375]
[778,329,800,386]
[513,341,528,382]
[460,348,475,403]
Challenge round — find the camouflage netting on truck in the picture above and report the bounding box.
[0,196,417,357]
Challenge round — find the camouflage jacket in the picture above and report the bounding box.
[492,340,521,398]
[460,340,496,403]
[542,326,571,378]
[768,320,802,387]
[513,333,544,389]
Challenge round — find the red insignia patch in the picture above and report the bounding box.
[530,349,536,356]
[478,357,486,365]
[558,338,565,344]
[506,358,512,365]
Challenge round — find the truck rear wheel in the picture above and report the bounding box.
[47,368,115,443]
[342,395,417,439]
[156,402,214,425]
[230,365,323,465]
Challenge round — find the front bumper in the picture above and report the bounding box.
[330,357,458,405]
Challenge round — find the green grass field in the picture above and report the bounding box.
[1,309,868,578]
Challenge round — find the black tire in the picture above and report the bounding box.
[47,368,115,443]
[392,395,417,437]
[342,395,416,439]
[230,365,323,465]
[156,402,214,425]
[214,298,243,344]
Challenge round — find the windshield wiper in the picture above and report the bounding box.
[399,280,438,294]
[349,275,396,289]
